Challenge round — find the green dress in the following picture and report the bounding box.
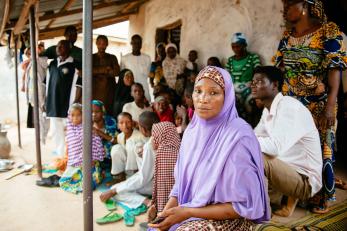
[226,53,261,127]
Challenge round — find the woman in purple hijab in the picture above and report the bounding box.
[148,66,270,231]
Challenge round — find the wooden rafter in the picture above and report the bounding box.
[121,0,147,14]
[45,0,76,29]
[38,11,136,40]
[13,0,39,35]
[0,0,10,38]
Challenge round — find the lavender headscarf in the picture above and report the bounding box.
[169,66,270,229]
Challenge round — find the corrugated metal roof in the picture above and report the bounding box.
[1,0,147,40]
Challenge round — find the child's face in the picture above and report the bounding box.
[188,51,197,62]
[124,73,134,86]
[92,105,103,123]
[131,85,144,102]
[175,116,182,126]
[157,100,168,113]
[118,115,133,135]
[71,109,82,125]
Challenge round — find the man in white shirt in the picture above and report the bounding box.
[121,34,152,101]
[100,111,160,209]
[251,66,322,217]
[122,83,152,126]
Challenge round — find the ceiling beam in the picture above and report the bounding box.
[13,0,39,35]
[38,11,136,40]
[0,0,10,38]
[45,0,76,29]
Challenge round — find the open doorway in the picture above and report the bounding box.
[154,20,182,58]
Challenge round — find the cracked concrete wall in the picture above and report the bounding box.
[129,0,284,67]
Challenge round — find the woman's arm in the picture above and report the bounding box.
[320,69,340,129]
[149,203,239,230]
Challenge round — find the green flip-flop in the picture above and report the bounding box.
[96,211,123,225]
[123,211,135,227]
[105,199,117,211]
[128,204,148,216]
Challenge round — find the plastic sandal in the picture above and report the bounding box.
[128,204,148,216]
[123,211,135,227]
[96,211,123,225]
[105,199,117,211]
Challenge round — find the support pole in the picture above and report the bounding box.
[29,6,42,178]
[82,0,93,230]
[14,36,22,148]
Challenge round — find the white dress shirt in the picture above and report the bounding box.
[112,138,154,195]
[254,93,322,196]
[122,101,152,123]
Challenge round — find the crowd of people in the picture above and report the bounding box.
[20,0,347,230]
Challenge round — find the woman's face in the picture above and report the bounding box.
[71,109,82,125]
[193,78,224,120]
[123,72,134,86]
[167,47,177,59]
[286,1,305,23]
[92,105,103,123]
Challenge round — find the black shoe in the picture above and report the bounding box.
[36,174,61,187]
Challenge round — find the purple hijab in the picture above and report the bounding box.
[169,66,270,229]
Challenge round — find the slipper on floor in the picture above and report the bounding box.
[123,211,135,227]
[96,211,123,225]
[36,174,61,187]
[128,204,148,216]
[105,199,117,211]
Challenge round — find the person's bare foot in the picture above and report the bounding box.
[273,196,298,217]
[99,189,116,202]
[147,205,157,222]
[106,172,126,186]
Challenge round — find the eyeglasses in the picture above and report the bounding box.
[250,79,266,87]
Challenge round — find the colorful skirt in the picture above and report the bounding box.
[174,219,254,231]
[59,162,103,194]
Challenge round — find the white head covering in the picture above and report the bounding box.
[165,43,177,52]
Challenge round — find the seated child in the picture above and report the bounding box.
[59,103,105,194]
[153,96,174,123]
[185,50,198,75]
[122,83,152,127]
[99,111,160,209]
[110,112,147,182]
[92,100,118,172]
[183,84,194,121]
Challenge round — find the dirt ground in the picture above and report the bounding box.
[1,123,347,231]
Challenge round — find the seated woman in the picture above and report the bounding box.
[112,69,135,119]
[148,66,270,231]
[59,103,105,194]
[92,100,118,172]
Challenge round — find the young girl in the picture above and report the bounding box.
[59,103,105,194]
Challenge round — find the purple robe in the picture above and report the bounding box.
[168,67,270,230]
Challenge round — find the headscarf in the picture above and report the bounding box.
[152,122,181,212]
[66,105,105,167]
[305,0,327,23]
[165,43,178,53]
[113,69,134,118]
[92,100,117,159]
[169,66,270,229]
[232,32,247,46]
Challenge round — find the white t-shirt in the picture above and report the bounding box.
[254,93,322,196]
[122,101,152,123]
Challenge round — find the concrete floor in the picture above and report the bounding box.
[1,123,347,231]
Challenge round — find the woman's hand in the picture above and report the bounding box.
[319,104,335,129]
[148,206,190,231]
[147,205,157,222]
[99,189,117,202]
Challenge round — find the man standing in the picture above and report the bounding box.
[121,34,151,101]
[92,35,120,115]
[45,40,81,156]
[251,66,322,217]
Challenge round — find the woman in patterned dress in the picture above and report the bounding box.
[274,0,347,213]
